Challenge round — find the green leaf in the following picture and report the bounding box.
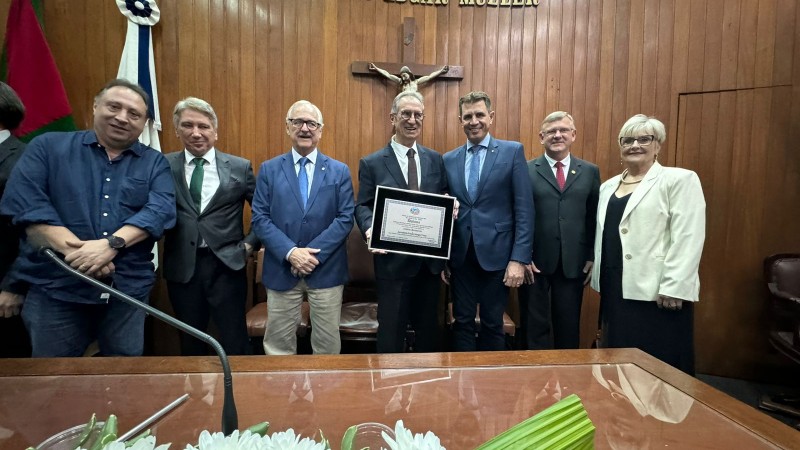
[246,422,270,437]
[340,425,358,450]
[73,413,97,450]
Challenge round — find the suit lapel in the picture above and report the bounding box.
[475,138,500,200]
[454,145,469,202]
[534,155,560,193]
[281,153,305,212]
[204,152,231,213]
[305,152,328,213]
[621,162,663,223]
[169,152,197,213]
[381,144,409,189]
[417,146,436,193]
[562,157,583,193]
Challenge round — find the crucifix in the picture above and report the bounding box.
[351,17,463,92]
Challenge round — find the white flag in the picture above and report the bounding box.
[116,0,162,268]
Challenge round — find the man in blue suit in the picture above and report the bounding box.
[251,100,354,355]
[443,91,534,351]
[355,91,448,353]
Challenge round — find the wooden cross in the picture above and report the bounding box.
[351,17,463,88]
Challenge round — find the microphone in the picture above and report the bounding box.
[41,248,238,435]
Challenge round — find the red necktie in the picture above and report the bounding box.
[555,161,566,191]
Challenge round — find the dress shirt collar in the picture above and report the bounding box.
[184,147,217,165]
[467,134,492,152]
[390,135,418,158]
[0,129,10,145]
[82,130,145,156]
[544,152,571,169]
[292,148,318,165]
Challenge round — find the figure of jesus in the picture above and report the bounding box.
[368,63,449,93]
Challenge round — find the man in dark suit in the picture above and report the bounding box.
[251,100,354,355]
[355,91,448,353]
[520,111,600,349]
[443,91,534,351]
[0,81,30,357]
[163,97,259,355]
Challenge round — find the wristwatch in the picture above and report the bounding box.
[106,235,126,249]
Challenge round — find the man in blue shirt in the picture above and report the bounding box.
[0,79,176,357]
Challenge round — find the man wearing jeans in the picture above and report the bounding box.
[0,79,176,357]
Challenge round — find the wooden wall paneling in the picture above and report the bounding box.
[519,7,537,156]
[265,0,284,158]
[506,8,523,146]
[773,0,796,86]
[719,0,741,90]
[531,3,548,146]
[496,8,513,140]
[639,0,658,115]
[594,0,617,175]
[626,0,644,116]
[701,0,724,92]
[570,0,588,158]
[582,0,602,164]
[685,0,707,94]
[610,0,630,170]
[432,5,450,154]
[484,9,501,137]
[321,0,338,162]
[666,0,690,160]
[209,0,225,149]
[237,0,255,164]
[157,3,177,151]
[470,6,486,95]
[654,0,675,126]
[544,0,562,116]
[754,0,777,88]
[736,0,758,89]
[558,0,576,116]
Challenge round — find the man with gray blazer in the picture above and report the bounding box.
[163,97,259,355]
[356,91,448,353]
[520,112,600,349]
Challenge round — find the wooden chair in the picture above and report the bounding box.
[339,225,379,347]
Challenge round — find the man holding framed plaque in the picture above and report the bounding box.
[355,91,450,353]
[443,91,534,351]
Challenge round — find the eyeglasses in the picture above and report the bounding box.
[393,110,424,121]
[543,127,574,137]
[619,135,655,147]
[288,118,321,131]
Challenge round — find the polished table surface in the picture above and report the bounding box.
[0,349,797,449]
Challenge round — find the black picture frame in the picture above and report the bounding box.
[369,186,455,259]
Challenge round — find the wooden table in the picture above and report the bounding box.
[1,349,797,449]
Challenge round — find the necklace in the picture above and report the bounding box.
[620,172,643,185]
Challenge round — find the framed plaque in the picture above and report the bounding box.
[369,185,455,259]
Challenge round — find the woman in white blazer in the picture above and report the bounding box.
[590,114,705,374]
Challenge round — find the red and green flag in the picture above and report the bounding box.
[1,0,76,142]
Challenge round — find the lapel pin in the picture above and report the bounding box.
[571,170,576,174]
[321,166,326,171]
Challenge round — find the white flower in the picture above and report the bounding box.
[183,429,327,450]
[81,435,170,450]
[382,420,445,450]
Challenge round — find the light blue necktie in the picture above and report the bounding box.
[298,157,309,209]
[467,146,482,201]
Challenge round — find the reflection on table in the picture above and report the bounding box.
[0,349,796,449]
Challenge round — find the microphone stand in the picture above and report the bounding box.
[42,248,238,435]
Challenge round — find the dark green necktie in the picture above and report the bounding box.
[189,157,206,211]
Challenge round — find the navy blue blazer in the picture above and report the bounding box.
[443,136,534,271]
[355,143,448,279]
[251,150,354,291]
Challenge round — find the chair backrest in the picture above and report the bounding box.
[764,254,800,296]
[345,225,376,299]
